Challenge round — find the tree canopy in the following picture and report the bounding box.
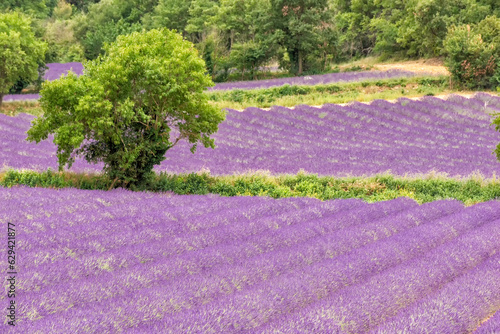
[270,0,331,74]
[3,0,500,84]
[0,11,47,107]
[27,28,226,187]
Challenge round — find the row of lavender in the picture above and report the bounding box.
[1,186,498,333]
[3,93,500,178]
[3,62,420,102]
[207,68,420,91]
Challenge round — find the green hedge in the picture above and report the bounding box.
[2,169,500,205]
[206,76,449,104]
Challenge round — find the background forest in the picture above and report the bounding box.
[3,0,500,86]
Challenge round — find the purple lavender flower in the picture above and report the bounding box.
[209,69,420,91]
[2,186,499,333]
[3,94,500,178]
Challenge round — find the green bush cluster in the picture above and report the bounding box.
[444,16,500,90]
[1,169,67,188]
[3,169,500,206]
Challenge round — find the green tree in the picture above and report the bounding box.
[43,0,85,62]
[444,23,496,89]
[0,0,50,18]
[27,29,226,188]
[83,19,141,59]
[216,0,276,77]
[476,16,500,50]
[148,0,192,33]
[66,0,100,12]
[73,0,158,59]
[185,0,219,42]
[0,12,47,108]
[52,0,72,20]
[230,41,268,79]
[215,0,272,47]
[395,0,489,57]
[270,0,331,74]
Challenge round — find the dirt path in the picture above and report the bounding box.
[371,58,450,76]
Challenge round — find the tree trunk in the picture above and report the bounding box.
[298,50,303,75]
[0,94,3,110]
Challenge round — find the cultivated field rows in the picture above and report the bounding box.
[207,69,419,91]
[2,63,420,102]
[1,187,499,333]
[3,93,500,178]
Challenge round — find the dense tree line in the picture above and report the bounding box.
[2,0,500,86]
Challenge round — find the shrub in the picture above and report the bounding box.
[444,19,500,89]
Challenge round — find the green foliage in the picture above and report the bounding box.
[270,0,331,74]
[1,169,68,188]
[52,0,72,20]
[27,29,225,188]
[444,20,499,89]
[66,0,100,12]
[330,0,493,60]
[3,170,500,205]
[43,17,85,63]
[148,0,192,33]
[73,0,157,60]
[0,0,50,18]
[206,76,447,105]
[0,12,47,107]
[215,0,276,77]
[8,77,31,94]
[82,19,141,60]
[230,42,271,79]
[185,0,219,38]
[154,172,210,194]
[6,0,500,70]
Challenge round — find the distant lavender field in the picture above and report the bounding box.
[3,62,422,102]
[209,69,421,91]
[2,93,500,178]
[1,186,499,332]
[3,62,83,102]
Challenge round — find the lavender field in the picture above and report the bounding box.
[3,62,420,102]
[208,69,420,91]
[3,93,500,178]
[3,63,83,102]
[1,186,499,333]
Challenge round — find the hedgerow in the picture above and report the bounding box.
[2,169,500,205]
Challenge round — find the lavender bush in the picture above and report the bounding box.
[1,186,499,332]
[3,94,500,178]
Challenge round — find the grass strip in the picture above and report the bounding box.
[0,100,42,117]
[207,76,450,109]
[2,169,500,206]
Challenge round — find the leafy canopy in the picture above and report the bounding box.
[444,17,500,90]
[270,0,331,74]
[27,28,226,187]
[0,12,47,106]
